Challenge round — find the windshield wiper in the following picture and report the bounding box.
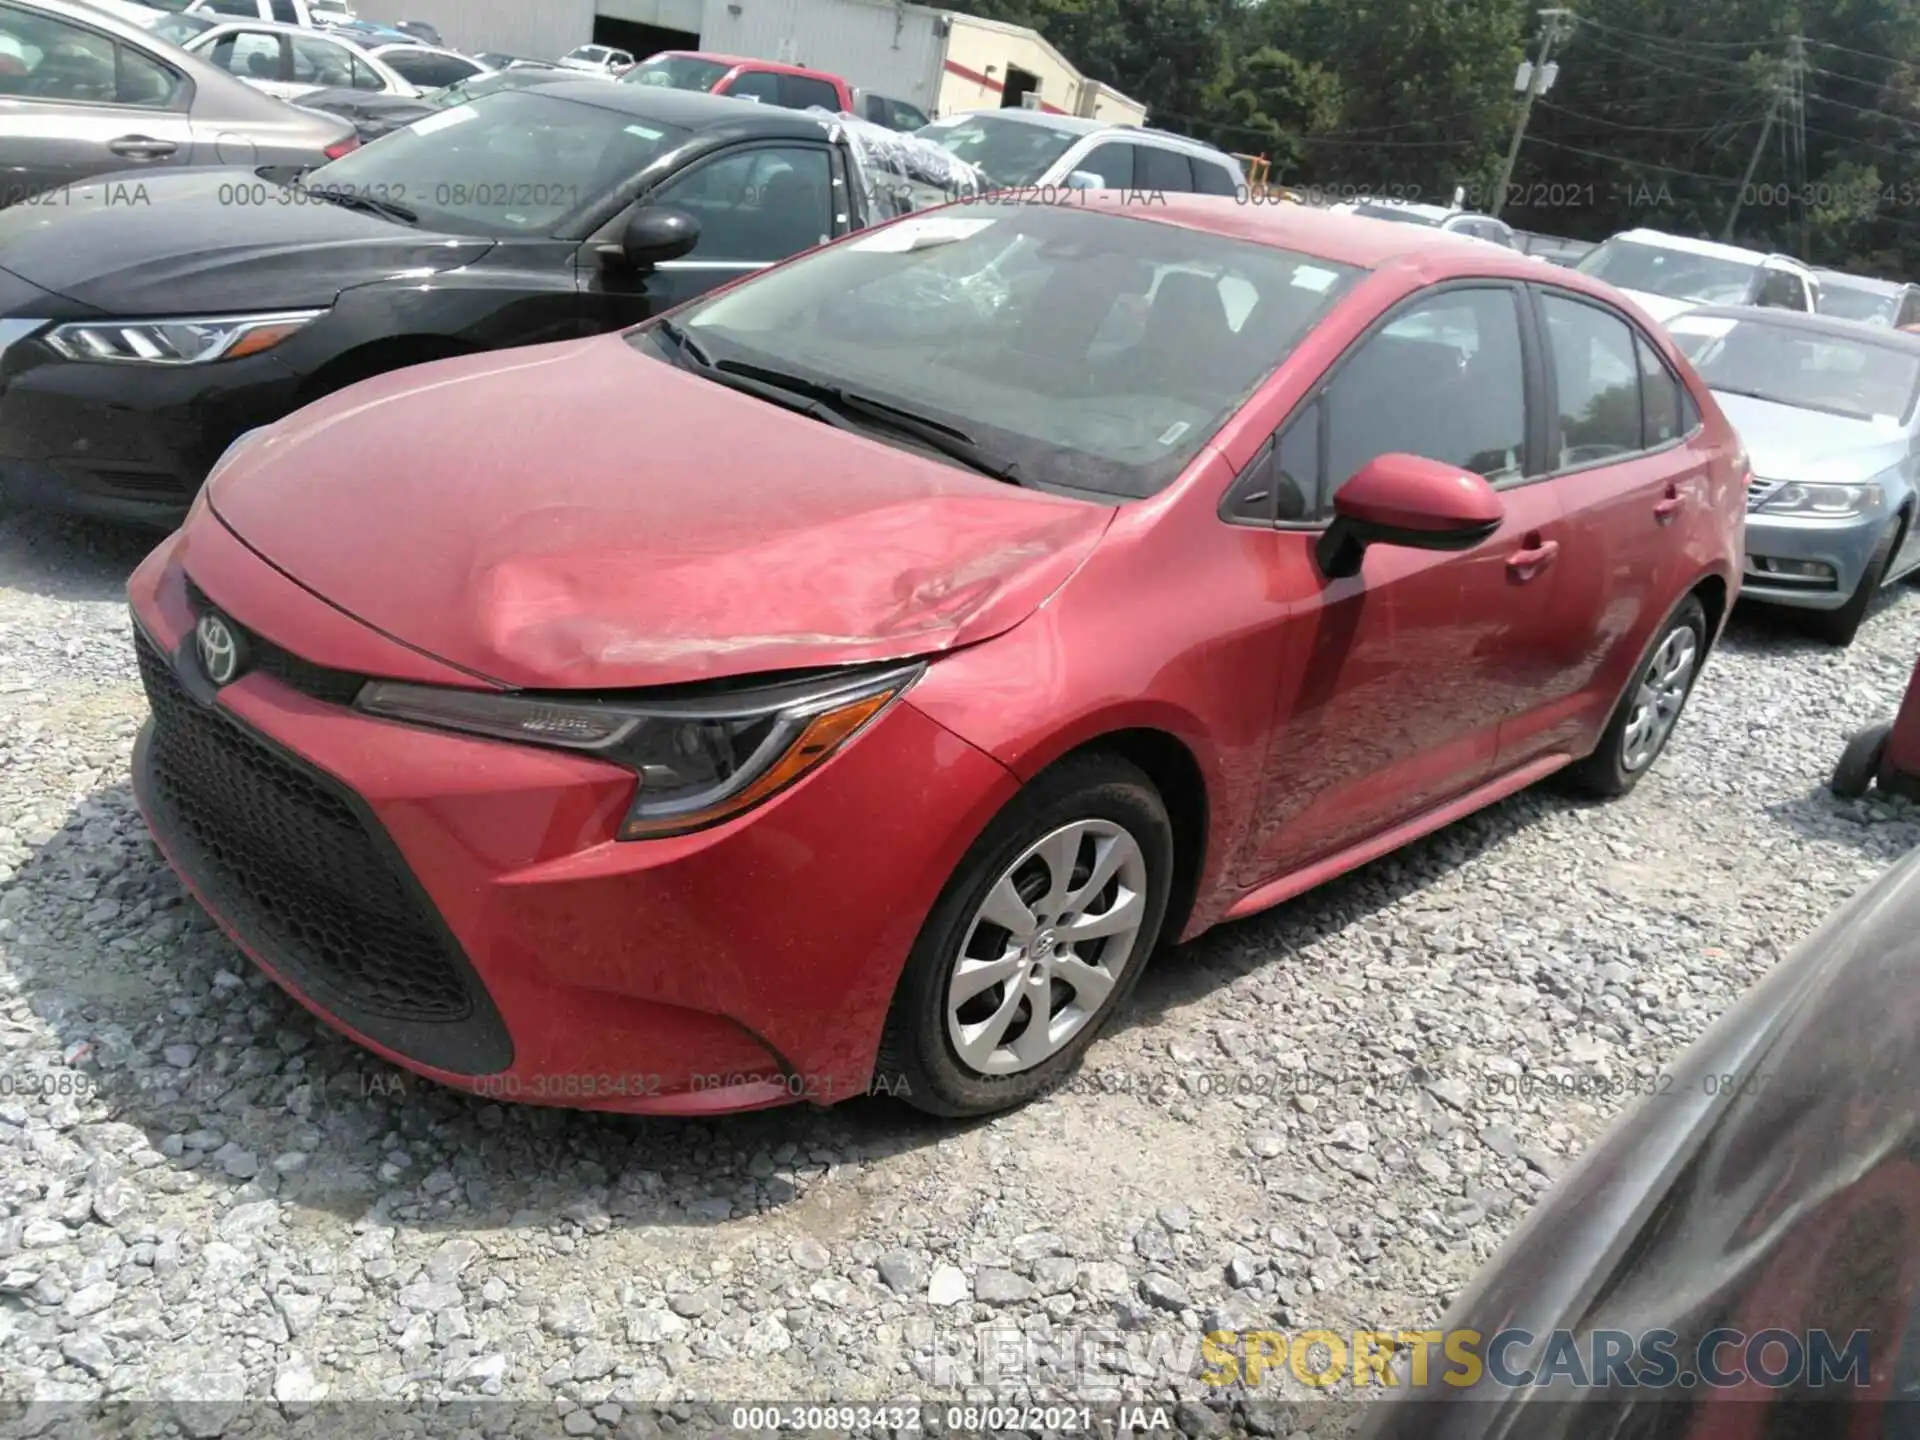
[715,358,1023,486]
[297,185,418,225]
[653,322,860,433]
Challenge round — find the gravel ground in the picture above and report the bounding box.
[1,507,1917,1437]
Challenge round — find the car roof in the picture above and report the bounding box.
[1351,198,1456,221]
[645,49,842,80]
[1672,303,1920,352]
[194,15,366,39]
[938,108,1231,157]
[1011,192,1617,280]
[942,107,1105,136]
[1813,270,1906,294]
[519,78,840,136]
[1607,227,1801,268]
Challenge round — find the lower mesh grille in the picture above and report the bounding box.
[134,628,476,1025]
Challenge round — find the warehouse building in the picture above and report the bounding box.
[347,0,1147,124]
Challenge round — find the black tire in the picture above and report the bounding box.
[1808,517,1899,648]
[877,753,1174,1118]
[1830,723,1892,799]
[1563,593,1709,799]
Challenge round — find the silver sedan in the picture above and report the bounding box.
[0,0,357,206]
[1667,304,1920,646]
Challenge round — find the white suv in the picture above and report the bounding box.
[1575,228,1819,323]
[917,110,1245,195]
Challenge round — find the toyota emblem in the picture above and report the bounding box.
[194,613,244,686]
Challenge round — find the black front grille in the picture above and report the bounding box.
[183,577,367,707]
[134,627,512,1073]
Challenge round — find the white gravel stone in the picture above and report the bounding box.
[1,509,1916,1410]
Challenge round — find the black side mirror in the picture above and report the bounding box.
[598,205,701,271]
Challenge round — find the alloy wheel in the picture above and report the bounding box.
[1621,625,1699,772]
[945,819,1148,1076]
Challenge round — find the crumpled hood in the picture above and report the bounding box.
[0,168,488,313]
[1715,391,1911,485]
[209,334,1115,689]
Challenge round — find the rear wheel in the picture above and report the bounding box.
[877,754,1173,1118]
[1809,517,1899,648]
[1564,594,1707,799]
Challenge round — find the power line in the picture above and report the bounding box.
[1534,98,1761,137]
[1572,15,1791,51]
[1567,33,1775,96]
[1517,133,1749,187]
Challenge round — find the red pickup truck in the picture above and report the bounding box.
[623,50,855,114]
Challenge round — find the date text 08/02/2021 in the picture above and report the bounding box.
[730,1405,1173,1433]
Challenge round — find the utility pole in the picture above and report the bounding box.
[1722,38,1806,244]
[1492,7,1573,218]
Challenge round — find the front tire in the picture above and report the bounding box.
[878,753,1173,1118]
[1564,594,1708,799]
[1809,517,1899,648]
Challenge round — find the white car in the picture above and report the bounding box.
[916,110,1244,195]
[366,42,490,89]
[1330,197,1517,248]
[186,0,334,24]
[1574,228,1819,323]
[555,43,631,76]
[180,17,419,99]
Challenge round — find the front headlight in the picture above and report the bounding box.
[43,310,325,365]
[356,663,923,839]
[1755,480,1883,517]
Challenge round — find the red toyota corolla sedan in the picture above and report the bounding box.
[125,195,1745,1119]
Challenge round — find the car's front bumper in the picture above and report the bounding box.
[0,335,304,527]
[1738,506,1890,610]
[126,519,1020,1113]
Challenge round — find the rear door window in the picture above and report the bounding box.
[1134,145,1194,192]
[1193,160,1238,196]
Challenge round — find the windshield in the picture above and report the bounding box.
[623,55,730,91]
[427,69,553,107]
[640,202,1365,498]
[916,115,1078,187]
[1578,238,1760,304]
[150,11,213,41]
[302,89,685,235]
[1669,314,1920,423]
[1816,280,1899,326]
[1350,202,1443,227]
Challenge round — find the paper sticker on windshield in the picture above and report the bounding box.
[624,123,663,140]
[410,105,480,136]
[1292,266,1339,293]
[849,216,997,252]
[1157,421,1192,447]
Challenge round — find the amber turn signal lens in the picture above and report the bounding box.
[222,322,311,360]
[618,688,898,840]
